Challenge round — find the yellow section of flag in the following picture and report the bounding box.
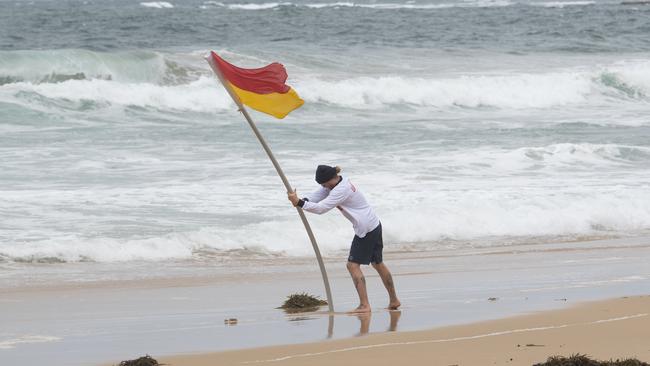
[229,82,305,119]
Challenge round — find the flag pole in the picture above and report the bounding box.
[205,54,334,313]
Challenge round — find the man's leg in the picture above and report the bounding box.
[371,262,401,309]
[346,261,371,313]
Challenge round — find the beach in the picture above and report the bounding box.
[2,236,650,365]
[160,295,650,366]
[2,0,650,365]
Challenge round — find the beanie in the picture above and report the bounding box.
[315,165,337,184]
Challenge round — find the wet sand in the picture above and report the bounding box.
[2,236,649,366]
[160,295,650,366]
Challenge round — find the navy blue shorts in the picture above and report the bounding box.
[348,223,383,265]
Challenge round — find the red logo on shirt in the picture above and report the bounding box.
[349,181,356,192]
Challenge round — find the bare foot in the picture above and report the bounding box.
[348,305,371,314]
[387,300,401,310]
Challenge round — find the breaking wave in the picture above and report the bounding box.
[218,1,515,10]
[0,49,200,85]
[2,76,232,113]
[230,0,512,10]
[1,50,649,113]
[140,2,174,8]
[199,0,598,10]
[529,1,595,7]
[1,181,649,263]
[419,143,650,174]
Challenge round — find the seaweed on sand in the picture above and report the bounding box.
[278,292,328,313]
[118,355,162,366]
[534,354,650,366]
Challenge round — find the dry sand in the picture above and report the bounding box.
[160,295,650,366]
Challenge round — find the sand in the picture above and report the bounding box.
[4,236,649,366]
[160,295,650,366]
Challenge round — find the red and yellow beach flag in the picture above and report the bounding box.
[208,51,304,119]
[204,51,334,312]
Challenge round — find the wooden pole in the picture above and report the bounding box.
[205,54,334,313]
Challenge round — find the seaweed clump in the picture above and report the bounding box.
[534,354,650,366]
[118,355,161,366]
[279,292,328,313]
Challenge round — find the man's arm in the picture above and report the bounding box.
[299,188,350,215]
[303,187,329,203]
[287,187,329,208]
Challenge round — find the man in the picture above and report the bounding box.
[288,165,401,313]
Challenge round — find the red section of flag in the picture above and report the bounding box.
[211,51,290,95]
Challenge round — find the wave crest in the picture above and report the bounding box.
[2,184,649,264]
[2,76,232,113]
[0,49,199,86]
[140,2,174,8]
[1,51,649,113]
[203,0,515,10]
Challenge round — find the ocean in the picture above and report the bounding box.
[1,0,650,272]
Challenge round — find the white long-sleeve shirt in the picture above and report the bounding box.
[301,176,380,238]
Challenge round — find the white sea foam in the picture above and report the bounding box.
[0,49,173,84]
[298,73,591,109]
[295,60,650,109]
[204,0,603,10]
[381,188,650,244]
[2,174,649,263]
[303,2,356,8]
[227,2,292,9]
[140,1,174,8]
[1,51,648,113]
[611,59,650,93]
[221,0,513,10]
[2,52,650,265]
[0,335,61,350]
[1,76,232,113]
[530,1,595,7]
[200,1,225,8]
[3,235,198,263]
[430,143,650,172]
[195,0,609,10]
[2,62,649,113]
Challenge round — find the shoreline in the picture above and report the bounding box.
[2,235,649,366]
[3,234,649,292]
[157,295,650,366]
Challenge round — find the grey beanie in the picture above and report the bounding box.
[315,165,337,184]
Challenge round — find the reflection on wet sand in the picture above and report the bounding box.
[356,313,370,336]
[287,308,401,339]
[328,314,334,338]
[352,310,402,336]
[388,310,401,331]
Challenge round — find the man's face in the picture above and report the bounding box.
[321,175,339,190]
